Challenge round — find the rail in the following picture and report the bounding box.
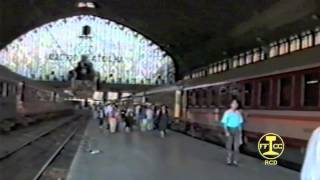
[32,127,79,180]
[0,115,79,160]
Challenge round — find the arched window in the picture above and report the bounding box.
[289,35,301,52]
[222,60,228,71]
[0,15,175,85]
[213,63,218,73]
[279,39,289,55]
[301,31,313,49]
[315,27,320,45]
[208,64,214,75]
[232,55,239,68]
[245,51,253,64]
[239,53,245,66]
[269,42,279,58]
[253,48,261,62]
[217,62,223,72]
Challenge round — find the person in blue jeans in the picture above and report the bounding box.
[221,99,244,166]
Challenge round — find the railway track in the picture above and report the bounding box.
[0,115,80,160]
[0,113,89,180]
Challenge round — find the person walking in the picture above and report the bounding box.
[157,105,170,138]
[301,126,320,180]
[125,106,134,132]
[146,104,154,131]
[97,106,105,128]
[138,106,147,131]
[103,103,111,130]
[153,105,160,130]
[108,104,118,133]
[221,99,244,166]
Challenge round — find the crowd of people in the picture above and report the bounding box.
[92,102,171,138]
[90,98,320,179]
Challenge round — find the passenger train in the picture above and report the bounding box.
[0,65,74,133]
[131,45,320,170]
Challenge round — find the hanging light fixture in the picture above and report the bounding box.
[77,2,86,8]
[86,2,96,9]
[76,1,97,9]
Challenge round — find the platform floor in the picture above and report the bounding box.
[67,120,299,180]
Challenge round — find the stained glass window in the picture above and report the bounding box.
[0,15,175,85]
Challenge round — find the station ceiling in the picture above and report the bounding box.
[0,0,319,77]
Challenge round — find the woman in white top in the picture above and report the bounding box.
[300,126,320,180]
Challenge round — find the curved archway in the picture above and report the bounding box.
[0,15,175,84]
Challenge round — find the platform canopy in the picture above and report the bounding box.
[0,15,175,84]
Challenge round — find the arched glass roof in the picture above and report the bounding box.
[0,15,175,84]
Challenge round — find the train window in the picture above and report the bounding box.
[10,84,17,95]
[303,73,319,107]
[201,89,207,106]
[10,84,16,96]
[2,83,7,97]
[260,49,266,60]
[210,88,217,106]
[195,90,200,106]
[0,82,2,96]
[230,85,241,100]
[259,80,271,107]
[244,83,252,107]
[279,77,292,107]
[187,91,194,106]
[219,87,229,107]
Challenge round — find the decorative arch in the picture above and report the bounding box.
[0,15,175,84]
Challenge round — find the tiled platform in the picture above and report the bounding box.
[67,119,299,180]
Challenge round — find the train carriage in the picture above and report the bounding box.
[0,65,74,132]
[136,46,320,170]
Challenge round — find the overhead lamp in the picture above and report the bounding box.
[86,2,96,8]
[77,1,97,9]
[222,51,228,56]
[256,37,263,42]
[311,14,319,21]
[77,2,86,8]
[306,80,319,84]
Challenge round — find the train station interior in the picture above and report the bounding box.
[0,0,320,180]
